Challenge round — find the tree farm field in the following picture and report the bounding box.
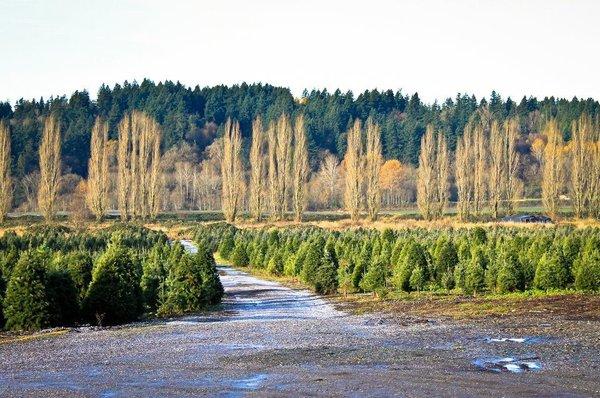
[1,220,600,397]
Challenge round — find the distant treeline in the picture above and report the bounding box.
[0,226,223,331]
[195,224,600,296]
[2,80,599,180]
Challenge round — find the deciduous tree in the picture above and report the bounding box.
[541,118,564,218]
[86,117,109,221]
[0,121,12,223]
[292,114,309,221]
[221,118,244,222]
[344,119,363,221]
[249,117,265,221]
[365,117,382,221]
[38,115,62,221]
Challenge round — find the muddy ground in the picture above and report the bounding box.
[1,242,599,397]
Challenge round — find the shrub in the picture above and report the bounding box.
[496,245,523,293]
[267,252,284,276]
[231,243,249,268]
[392,241,428,292]
[360,258,387,294]
[534,251,569,290]
[141,244,168,312]
[432,238,458,285]
[3,251,51,331]
[84,244,143,325]
[218,233,235,260]
[464,248,486,295]
[46,267,80,326]
[351,241,371,290]
[337,258,354,296]
[314,243,338,294]
[574,249,600,291]
[301,243,322,284]
[470,227,487,245]
[54,251,93,304]
[159,247,223,315]
[196,245,224,305]
[409,266,425,291]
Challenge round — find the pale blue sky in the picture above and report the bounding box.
[1,0,599,103]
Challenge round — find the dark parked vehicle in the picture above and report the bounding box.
[501,214,553,223]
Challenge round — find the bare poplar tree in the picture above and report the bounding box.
[503,117,521,214]
[434,131,449,218]
[365,117,383,221]
[276,114,292,219]
[249,116,265,221]
[221,118,244,222]
[117,111,162,220]
[317,153,340,209]
[38,115,62,222]
[266,114,293,220]
[541,118,564,218]
[590,135,600,218]
[344,119,363,221]
[417,125,436,220]
[117,115,131,220]
[267,121,278,219]
[488,120,505,219]
[455,125,473,221]
[148,126,162,219]
[86,117,109,221]
[569,113,592,218]
[472,124,487,217]
[0,121,12,223]
[292,114,309,222]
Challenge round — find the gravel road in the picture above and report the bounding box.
[1,241,599,397]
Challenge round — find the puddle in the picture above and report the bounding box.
[230,373,268,390]
[485,336,547,345]
[472,356,542,373]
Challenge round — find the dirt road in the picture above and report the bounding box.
[1,241,599,397]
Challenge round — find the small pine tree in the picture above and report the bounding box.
[351,241,372,290]
[54,251,93,304]
[267,252,284,276]
[231,243,249,267]
[464,248,487,295]
[392,241,428,292]
[301,243,322,284]
[432,238,458,286]
[3,251,51,331]
[315,243,338,294]
[218,233,236,260]
[534,251,568,290]
[409,266,425,291]
[574,249,600,291]
[46,267,79,326]
[496,245,523,293]
[84,244,143,325]
[141,244,168,312]
[337,258,354,296]
[360,258,387,295]
[196,245,224,305]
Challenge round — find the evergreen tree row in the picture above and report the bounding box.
[0,226,223,331]
[195,223,600,296]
